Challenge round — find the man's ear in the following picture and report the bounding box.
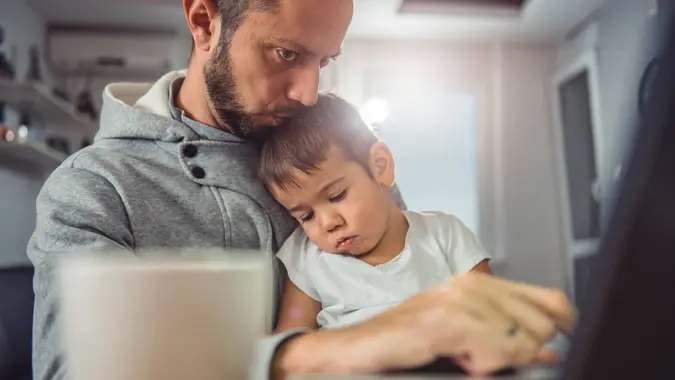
[368,142,396,188]
[183,0,220,53]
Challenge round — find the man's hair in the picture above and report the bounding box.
[191,0,281,53]
[216,0,281,45]
[259,94,379,192]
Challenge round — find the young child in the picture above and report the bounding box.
[259,94,492,332]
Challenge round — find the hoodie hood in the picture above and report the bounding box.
[96,70,202,143]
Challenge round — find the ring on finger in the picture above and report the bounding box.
[506,321,520,337]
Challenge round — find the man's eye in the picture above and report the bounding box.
[277,49,298,62]
[299,211,314,223]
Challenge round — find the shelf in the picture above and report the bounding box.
[54,62,168,80]
[0,78,97,133]
[0,138,67,169]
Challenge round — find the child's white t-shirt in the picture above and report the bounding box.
[276,211,491,329]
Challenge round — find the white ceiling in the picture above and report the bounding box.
[26,0,610,42]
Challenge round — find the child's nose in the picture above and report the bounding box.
[321,212,344,232]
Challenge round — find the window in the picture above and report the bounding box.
[376,91,481,235]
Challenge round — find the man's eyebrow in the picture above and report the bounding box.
[270,37,341,59]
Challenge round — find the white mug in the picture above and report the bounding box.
[59,250,273,380]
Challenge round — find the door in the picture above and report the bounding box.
[553,50,605,305]
[558,70,602,247]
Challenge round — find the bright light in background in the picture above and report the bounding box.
[360,98,391,125]
[17,126,28,139]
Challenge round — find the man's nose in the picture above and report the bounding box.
[287,67,320,107]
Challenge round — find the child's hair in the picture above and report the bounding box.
[259,93,379,192]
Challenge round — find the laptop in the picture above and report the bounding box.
[560,3,675,380]
[292,3,675,380]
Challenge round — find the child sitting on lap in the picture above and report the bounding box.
[259,94,493,332]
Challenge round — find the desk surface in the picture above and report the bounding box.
[289,366,560,380]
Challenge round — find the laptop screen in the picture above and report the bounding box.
[563,3,675,379]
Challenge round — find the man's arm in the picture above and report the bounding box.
[267,273,575,379]
[28,166,135,380]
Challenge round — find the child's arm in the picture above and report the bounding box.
[433,212,493,275]
[469,259,493,275]
[274,276,322,333]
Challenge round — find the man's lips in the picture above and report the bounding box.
[253,114,289,120]
[336,236,357,250]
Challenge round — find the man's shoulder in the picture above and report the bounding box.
[37,143,142,208]
[51,138,169,187]
[34,147,136,234]
[66,138,162,170]
[38,147,126,206]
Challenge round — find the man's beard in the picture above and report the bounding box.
[204,43,275,140]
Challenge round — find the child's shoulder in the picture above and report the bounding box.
[277,227,322,258]
[405,210,474,242]
[405,210,463,228]
[405,211,485,262]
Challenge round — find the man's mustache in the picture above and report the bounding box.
[269,100,308,117]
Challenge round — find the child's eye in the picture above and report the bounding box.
[329,190,347,203]
[299,211,314,223]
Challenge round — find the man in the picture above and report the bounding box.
[28,0,575,379]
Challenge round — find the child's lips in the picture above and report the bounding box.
[336,236,357,250]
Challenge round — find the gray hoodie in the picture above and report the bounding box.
[27,71,301,380]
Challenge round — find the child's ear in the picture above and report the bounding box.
[368,142,396,187]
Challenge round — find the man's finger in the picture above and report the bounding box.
[488,292,558,345]
[455,274,557,344]
[533,347,560,364]
[468,274,576,334]
[509,284,576,335]
[446,285,512,333]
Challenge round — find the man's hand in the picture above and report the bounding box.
[275,272,575,378]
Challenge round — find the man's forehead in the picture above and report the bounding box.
[246,0,351,57]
